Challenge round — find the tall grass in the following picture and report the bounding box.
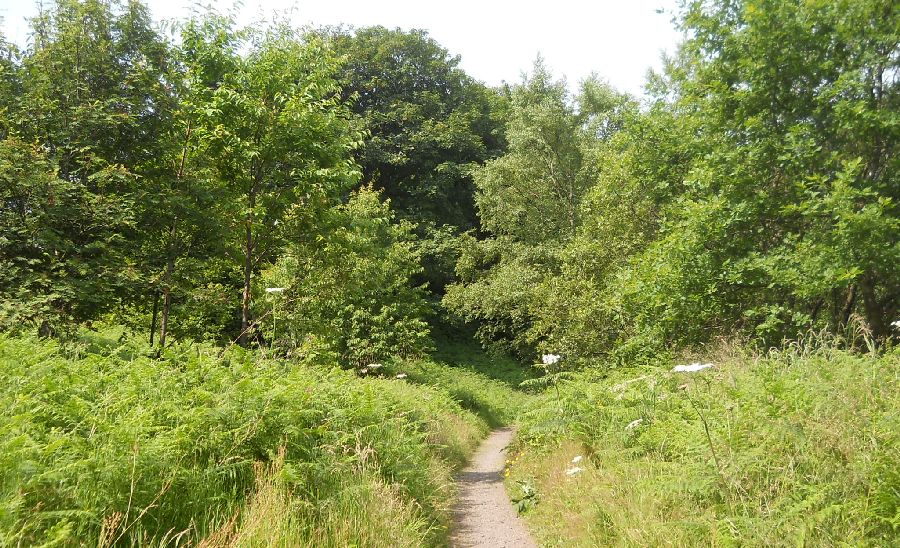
[508,343,899,546]
[392,358,533,428]
[0,332,522,546]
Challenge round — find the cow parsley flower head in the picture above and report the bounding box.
[672,362,713,373]
[395,373,407,379]
[625,418,643,431]
[571,455,583,464]
[565,467,584,476]
[542,353,562,365]
[891,320,900,329]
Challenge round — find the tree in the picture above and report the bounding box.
[2,0,172,334]
[0,138,134,333]
[327,26,505,291]
[138,13,240,348]
[644,0,900,343]
[260,187,432,365]
[444,63,632,358]
[540,0,900,356]
[199,25,362,344]
[475,61,600,244]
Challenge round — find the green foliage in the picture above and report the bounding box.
[327,26,506,291]
[447,0,899,363]
[444,63,635,360]
[260,187,432,366]
[393,357,534,428]
[474,60,595,243]
[0,333,508,546]
[198,22,363,343]
[634,0,900,344]
[511,479,539,515]
[0,138,135,332]
[431,335,536,388]
[329,25,503,233]
[1,0,173,334]
[512,345,900,545]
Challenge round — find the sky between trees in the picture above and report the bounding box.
[0,0,682,96]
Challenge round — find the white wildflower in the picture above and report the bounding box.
[265,287,285,293]
[542,353,562,365]
[367,363,383,370]
[571,455,583,464]
[672,362,713,373]
[891,320,900,329]
[395,373,407,379]
[625,418,643,431]
[565,467,584,476]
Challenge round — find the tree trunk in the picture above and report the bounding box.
[149,290,159,346]
[840,284,856,328]
[157,122,192,349]
[859,272,885,339]
[159,239,175,348]
[240,187,255,345]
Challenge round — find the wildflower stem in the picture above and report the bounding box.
[687,392,725,487]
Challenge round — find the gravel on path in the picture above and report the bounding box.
[450,427,537,548]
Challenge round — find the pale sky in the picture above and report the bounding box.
[1,0,683,97]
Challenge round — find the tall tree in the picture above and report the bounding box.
[138,13,240,348]
[443,64,631,357]
[1,0,171,333]
[647,0,900,342]
[327,26,505,291]
[200,25,361,344]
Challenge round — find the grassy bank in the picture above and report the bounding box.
[506,345,899,546]
[0,332,525,546]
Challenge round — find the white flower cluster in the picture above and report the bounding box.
[358,363,383,375]
[891,320,900,329]
[542,353,562,365]
[565,455,584,476]
[672,362,713,373]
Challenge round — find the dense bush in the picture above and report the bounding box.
[445,0,899,363]
[259,187,432,367]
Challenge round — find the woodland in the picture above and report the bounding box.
[0,0,897,545]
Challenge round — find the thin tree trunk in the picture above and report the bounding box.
[240,186,255,345]
[149,290,159,346]
[840,284,856,328]
[859,273,885,339]
[158,122,192,348]
[159,238,175,348]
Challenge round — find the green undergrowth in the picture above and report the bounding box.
[430,337,536,389]
[0,332,525,546]
[390,357,533,428]
[507,345,900,546]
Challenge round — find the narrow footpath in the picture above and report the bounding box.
[450,427,537,548]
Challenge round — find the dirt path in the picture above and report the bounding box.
[450,427,537,548]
